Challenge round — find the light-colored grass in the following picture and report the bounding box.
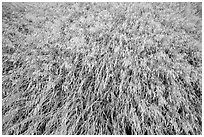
[2,2,202,135]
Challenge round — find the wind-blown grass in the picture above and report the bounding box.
[2,2,202,135]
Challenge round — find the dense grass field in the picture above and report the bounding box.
[2,2,202,135]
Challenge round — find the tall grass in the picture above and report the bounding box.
[2,2,202,135]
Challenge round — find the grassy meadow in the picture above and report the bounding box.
[2,2,202,135]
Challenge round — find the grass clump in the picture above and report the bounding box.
[2,2,202,135]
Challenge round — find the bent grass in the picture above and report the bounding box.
[2,2,202,135]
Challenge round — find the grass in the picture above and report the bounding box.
[2,2,202,135]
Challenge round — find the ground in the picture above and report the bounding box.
[2,2,202,135]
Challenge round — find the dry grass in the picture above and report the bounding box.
[2,2,202,135]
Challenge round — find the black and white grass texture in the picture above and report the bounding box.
[2,2,202,135]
